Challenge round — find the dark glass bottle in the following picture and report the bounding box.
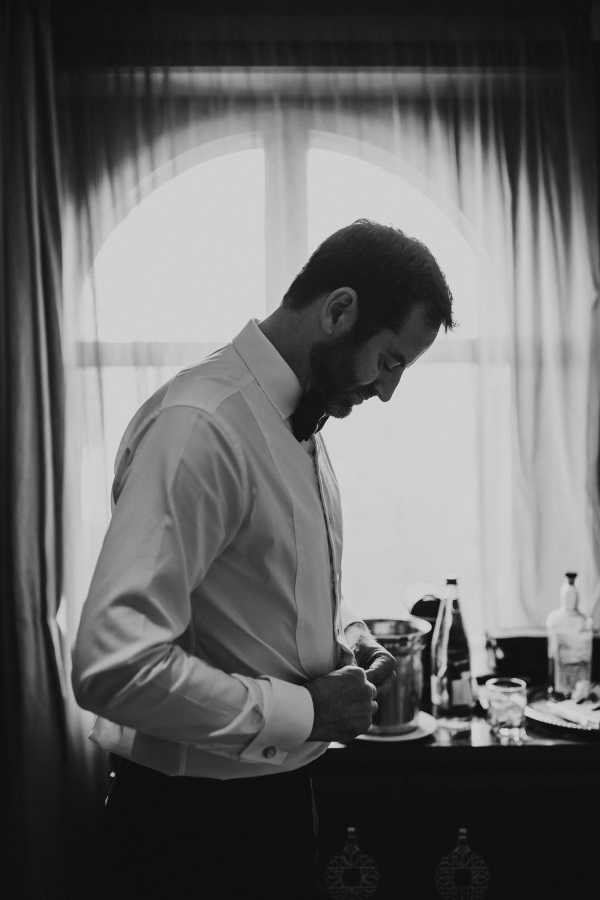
[430,577,475,721]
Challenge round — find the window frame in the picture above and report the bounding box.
[75,105,484,370]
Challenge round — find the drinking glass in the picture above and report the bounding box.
[485,677,527,743]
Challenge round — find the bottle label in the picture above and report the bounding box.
[431,672,473,715]
[431,674,449,708]
[549,632,593,695]
[451,673,474,707]
[557,634,592,665]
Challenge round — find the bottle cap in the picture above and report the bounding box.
[565,572,577,583]
[446,577,458,585]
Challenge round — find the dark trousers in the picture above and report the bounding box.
[99,754,321,900]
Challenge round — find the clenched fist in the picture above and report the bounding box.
[344,621,396,687]
[305,665,379,744]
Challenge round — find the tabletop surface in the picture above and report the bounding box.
[309,708,600,780]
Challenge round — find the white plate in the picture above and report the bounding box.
[355,711,437,742]
[525,699,600,738]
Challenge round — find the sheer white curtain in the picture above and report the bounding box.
[58,58,599,743]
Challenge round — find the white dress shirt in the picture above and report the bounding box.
[72,319,363,779]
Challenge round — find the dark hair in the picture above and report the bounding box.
[282,219,456,340]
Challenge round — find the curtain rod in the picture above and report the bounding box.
[57,66,563,98]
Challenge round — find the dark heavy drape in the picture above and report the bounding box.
[1,1,68,897]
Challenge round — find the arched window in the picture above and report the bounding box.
[63,67,598,671]
[78,124,507,665]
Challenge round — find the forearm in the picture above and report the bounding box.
[73,625,314,759]
[73,636,259,742]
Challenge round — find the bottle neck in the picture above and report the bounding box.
[561,588,579,611]
[445,586,459,607]
[442,594,456,620]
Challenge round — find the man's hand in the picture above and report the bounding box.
[344,621,396,687]
[305,665,379,744]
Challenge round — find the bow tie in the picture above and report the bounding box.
[289,391,329,442]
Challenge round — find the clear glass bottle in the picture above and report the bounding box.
[410,592,441,714]
[546,572,593,698]
[430,577,475,721]
[484,632,504,675]
[473,632,505,716]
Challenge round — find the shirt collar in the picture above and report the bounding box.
[232,319,303,422]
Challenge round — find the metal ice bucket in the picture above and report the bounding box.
[363,616,432,734]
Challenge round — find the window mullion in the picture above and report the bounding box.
[264,107,309,312]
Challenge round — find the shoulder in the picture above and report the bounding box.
[162,345,253,417]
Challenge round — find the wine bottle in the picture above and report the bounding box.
[430,577,475,721]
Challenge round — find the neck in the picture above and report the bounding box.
[258,308,313,391]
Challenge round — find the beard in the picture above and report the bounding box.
[307,330,372,419]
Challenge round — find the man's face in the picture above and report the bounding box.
[309,304,440,418]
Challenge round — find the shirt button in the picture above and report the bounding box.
[262,745,277,759]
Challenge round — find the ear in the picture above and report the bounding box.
[319,287,358,337]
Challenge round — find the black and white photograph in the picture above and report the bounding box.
[2,1,600,898]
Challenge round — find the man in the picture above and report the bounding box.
[72,218,455,899]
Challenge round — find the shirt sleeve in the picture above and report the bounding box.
[71,405,314,761]
[340,595,366,631]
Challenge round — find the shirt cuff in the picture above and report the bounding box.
[236,675,315,766]
[340,598,365,632]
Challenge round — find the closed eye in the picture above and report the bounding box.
[382,356,404,372]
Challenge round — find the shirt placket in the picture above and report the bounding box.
[313,437,342,641]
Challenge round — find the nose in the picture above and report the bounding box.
[374,368,403,402]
